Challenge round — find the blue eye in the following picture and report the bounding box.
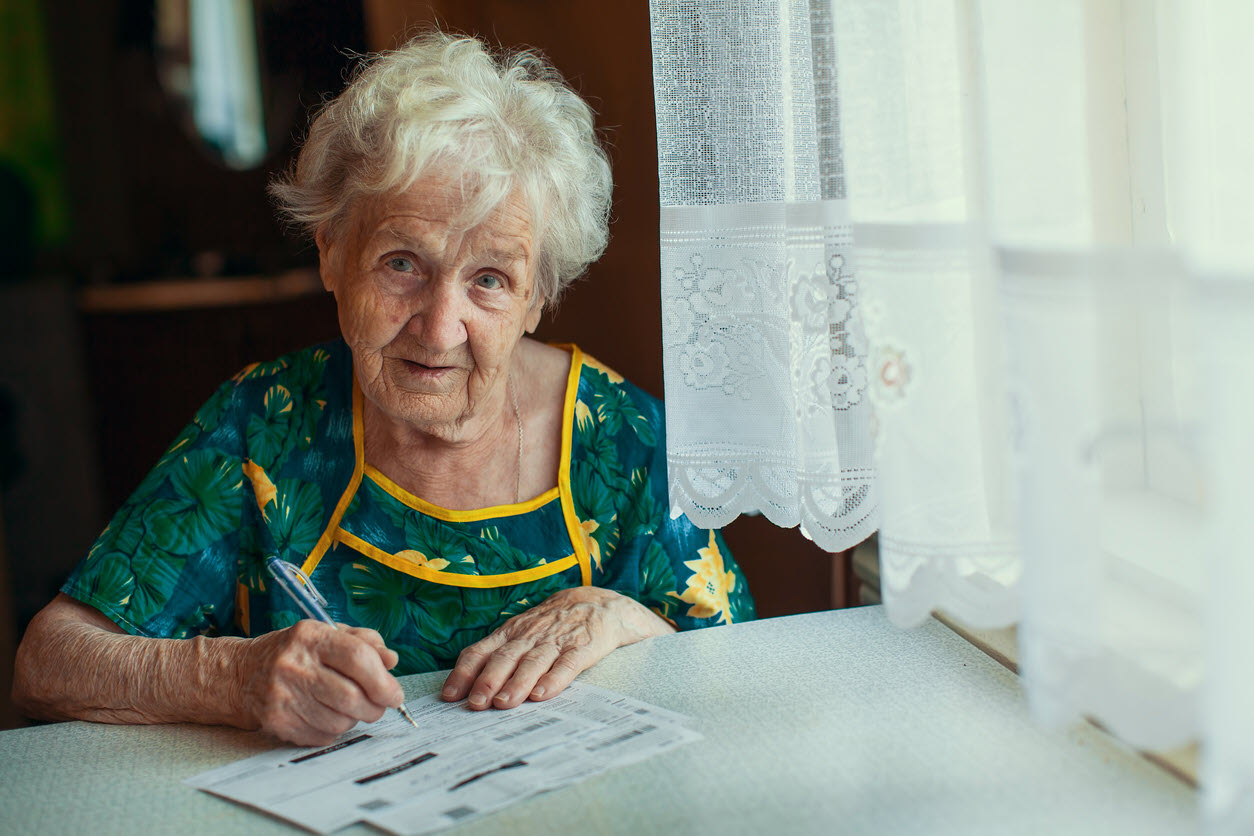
[386,256,413,272]
[476,273,504,290]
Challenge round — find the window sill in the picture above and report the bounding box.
[934,611,1199,789]
[78,269,323,313]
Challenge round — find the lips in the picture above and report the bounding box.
[389,356,470,385]
[402,358,460,372]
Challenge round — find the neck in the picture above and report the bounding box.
[363,386,520,511]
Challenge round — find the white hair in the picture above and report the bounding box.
[270,31,613,305]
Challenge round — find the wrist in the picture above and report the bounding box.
[190,635,258,729]
[583,586,677,644]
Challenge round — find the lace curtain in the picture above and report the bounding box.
[650,0,1254,831]
[649,0,879,551]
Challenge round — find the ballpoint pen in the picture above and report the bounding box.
[265,554,420,730]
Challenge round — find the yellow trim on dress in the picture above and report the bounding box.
[335,528,580,588]
[553,344,593,586]
[301,374,366,578]
[363,464,560,521]
[303,345,591,589]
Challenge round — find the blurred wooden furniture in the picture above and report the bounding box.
[0,493,20,730]
[78,270,340,515]
[0,277,104,674]
[853,534,882,605]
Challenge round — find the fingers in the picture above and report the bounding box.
[441,588,671,713]
[305,625,400,708]
[244,621,403,746]
[458,640,599,710]
[305,659,390,721]
[475,640,561,710]
[529,646,598,702]
[496,643,563,707]
[443,588,629,711]
[272,678,366,747]
[441,630,506,703]
[341,625,401,677]
[247,662,365,747]
[318,630,404,709]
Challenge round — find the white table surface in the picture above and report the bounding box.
[0,606,1197,835]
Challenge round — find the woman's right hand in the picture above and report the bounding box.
[238,620,405,746]
[13,595,403,747]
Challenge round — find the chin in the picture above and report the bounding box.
[387,396,470,437]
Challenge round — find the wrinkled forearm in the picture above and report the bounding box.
[12,597,255,729]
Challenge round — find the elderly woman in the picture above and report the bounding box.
[12,32,754,745]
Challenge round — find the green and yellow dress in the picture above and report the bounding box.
[63,340,755,673]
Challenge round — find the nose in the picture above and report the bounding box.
[407,280,467,353]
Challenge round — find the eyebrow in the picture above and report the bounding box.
[469,243,530,264]
[371,228,530,265]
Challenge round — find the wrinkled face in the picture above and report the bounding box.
[318,176,543,440]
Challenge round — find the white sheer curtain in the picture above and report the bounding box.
[649,0,879,551]
[650,0,1254,830]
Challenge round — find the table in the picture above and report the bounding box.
[0,606,1197,835]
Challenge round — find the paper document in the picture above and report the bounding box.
[185,682,701,835]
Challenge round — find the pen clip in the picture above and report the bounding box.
[266,555,329,608]
[285,562,329,608]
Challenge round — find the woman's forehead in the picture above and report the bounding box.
[352,177,533,250]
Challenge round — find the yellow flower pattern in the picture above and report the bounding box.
[579,518,603,571]
[242,459,277,520]
[396,550,451,571]
[264,384,294,414]
[671,530,736,625]
[232,357,289,382]
[575,400,594,431]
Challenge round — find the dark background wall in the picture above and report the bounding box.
[0,0,856,729]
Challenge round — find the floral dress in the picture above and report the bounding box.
[63,340,756,674]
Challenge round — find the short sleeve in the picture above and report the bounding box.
[62,377,247,638]
[574,361,756,629]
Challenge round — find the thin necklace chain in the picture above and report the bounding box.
[509,372,523,504]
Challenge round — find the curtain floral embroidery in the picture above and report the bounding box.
[650,0,878,553]
[651,0,1254,831]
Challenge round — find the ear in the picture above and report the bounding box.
[315,225,338,293]
[524,296,544,334]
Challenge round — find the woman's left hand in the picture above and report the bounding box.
[440,587,676,710]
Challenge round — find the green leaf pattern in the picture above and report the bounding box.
[245,385,294,471]
[143,450,242,554]
[61,343,756,667]
[340,560,425,642]
[270,479,324,561]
